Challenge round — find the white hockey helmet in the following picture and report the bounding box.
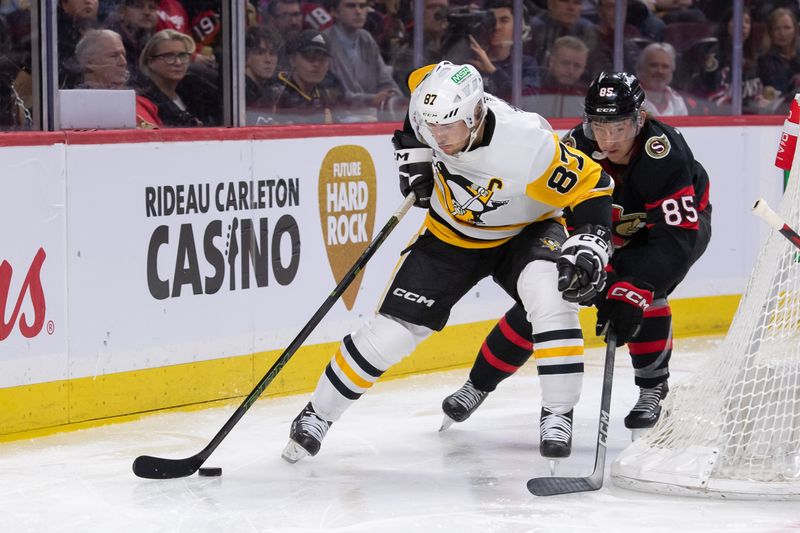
[412,61,487,155]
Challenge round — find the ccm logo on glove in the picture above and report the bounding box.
[609,283,652,309]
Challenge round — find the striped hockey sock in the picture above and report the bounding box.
[469,304,533,392]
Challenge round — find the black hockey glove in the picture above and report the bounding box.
[392,129,434,208]
[557,225,612,305]
[596,278,654,344]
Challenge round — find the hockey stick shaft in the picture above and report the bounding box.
[753,198,800,250]
[527,330,617,496]
[133,193,417,479]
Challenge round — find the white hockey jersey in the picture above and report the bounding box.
[409,93,612,249]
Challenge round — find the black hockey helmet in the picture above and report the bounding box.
[585,72,645,118]
[583,72,646,141]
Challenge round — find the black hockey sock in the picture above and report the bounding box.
[469,304,533,392]
[628,300,672,388]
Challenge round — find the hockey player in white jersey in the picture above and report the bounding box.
[282,61,613,465]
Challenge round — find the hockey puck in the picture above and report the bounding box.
[198,467,222,477]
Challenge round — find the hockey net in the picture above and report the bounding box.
[611,162,800,499]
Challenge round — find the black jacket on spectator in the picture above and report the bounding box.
[137,72,219,127]
[246,75,273,109]
[57,6,91,89]
[758,48,800,97]
[265,71,346,124]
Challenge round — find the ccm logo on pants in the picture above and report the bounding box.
[610,286,650,309]
[393,288,435,307]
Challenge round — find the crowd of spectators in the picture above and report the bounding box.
[0,0,798,129]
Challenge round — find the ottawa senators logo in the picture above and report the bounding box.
[612,204,646,247]
[435,162,508,225]
[645,134,671,159]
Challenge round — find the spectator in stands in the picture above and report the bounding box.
[529,35,588,117]
[246,0,259,28]
[0,11,27,128]
[137,28,213,126]
[541,35,588,91]
[758,7,800,111]
[690,7,778,115]
[323,0,404,121]
[527,0,597,67]
[58,0,100,88]
[245,26,279,108]
[266,29,346,124]
[106,0,158,86]
[391,0,449,94]
[636,42,688,115]
[588,0,644,79]
[753,1,800,25]
[75,28,161,126]
[265,0,304,69]
[626,0,665,41]
[75,28,129,88]
[650,0,706,23]
[155,0,189,34]
[367,0,405,61]
[467,0,539,100]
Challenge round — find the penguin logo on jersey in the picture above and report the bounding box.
[540,237,561,252]
[435,162,508,224]
[645,134,671,159]
[612,204,646,247]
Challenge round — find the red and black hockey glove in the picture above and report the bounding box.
[596,278,654,344]
[392,130,434,208]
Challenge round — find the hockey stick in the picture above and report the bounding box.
[752,198,800,250]
[527,330,617,496]
[132,192,417,479]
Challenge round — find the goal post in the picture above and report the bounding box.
[610,131,800,500]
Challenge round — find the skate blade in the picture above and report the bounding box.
[281,440,309,464]
[548,458,561,477]
[630,427,652,442]
[439,415,456,432]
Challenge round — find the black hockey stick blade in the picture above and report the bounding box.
[527,331,617,496]
[132,193,417,479]
[133,454,205,479]
[527,474,601,496]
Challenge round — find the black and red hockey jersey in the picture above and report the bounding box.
[562,119,711,294]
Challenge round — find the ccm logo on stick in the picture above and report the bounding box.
[393,288,435,307]
[610,286,650,309]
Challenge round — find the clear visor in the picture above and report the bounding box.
[417,115,473,156]
[582,112,640,144]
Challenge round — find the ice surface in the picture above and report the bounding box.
[2,336,799,532]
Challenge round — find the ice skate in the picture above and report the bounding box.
[539,407,573,475]
[439,379,490,431]
[625,381,669,440]
[281,402,332,463]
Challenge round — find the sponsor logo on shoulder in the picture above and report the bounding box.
[450,66,472,84]
[645,134,670,159]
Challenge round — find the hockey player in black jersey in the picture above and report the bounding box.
[442,71,712,441]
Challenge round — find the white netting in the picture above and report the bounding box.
[611,162,800,499]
